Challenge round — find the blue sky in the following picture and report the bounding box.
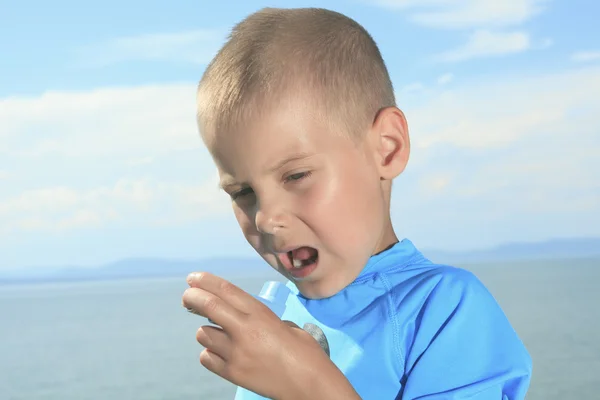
[1,0,599,270]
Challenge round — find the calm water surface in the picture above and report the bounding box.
[1,259,598,399]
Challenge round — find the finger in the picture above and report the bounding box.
[196,325,231,361]
[182,287,245,331]
[186,272,258,314]
[199,348,228,379]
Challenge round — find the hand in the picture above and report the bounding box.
[182,272,361,400]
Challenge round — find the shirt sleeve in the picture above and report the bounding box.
[396,267,532,400]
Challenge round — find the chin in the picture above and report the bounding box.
[295,276,351,300]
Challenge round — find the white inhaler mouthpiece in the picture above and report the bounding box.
[254,281,290,319]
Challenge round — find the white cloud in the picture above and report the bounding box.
[391,65,600,247]
[0,83,201,158]
[571,51,600,63]
[370,1,551,63]
[0,176,230,235]
[436,30,530,62]
[372,0,549,29]
[128,156,155,166]
[16,209,112,232]
[404,66,600,150]
[0,170,10,180]
[0,83,234,235]
[1,64,598,263]
[437,73,454,85]
[74,29,225,67]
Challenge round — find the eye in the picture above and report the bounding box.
[231,186,254,200]
[284,171,312,183]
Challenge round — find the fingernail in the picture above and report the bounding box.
[186,273,197,285]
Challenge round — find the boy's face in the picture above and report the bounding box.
[208,101,403,299]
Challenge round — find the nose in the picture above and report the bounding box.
[254,199,288,235]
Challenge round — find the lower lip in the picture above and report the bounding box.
[288,258,319,279]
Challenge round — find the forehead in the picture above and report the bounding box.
[209,101,343,180]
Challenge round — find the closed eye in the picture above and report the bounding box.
[231,186,254,199]
[284,171,312,183]
[230,172,311,199]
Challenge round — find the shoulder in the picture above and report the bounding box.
[383,260,513,345]
[382,258,488,310]
[380,261,532,398]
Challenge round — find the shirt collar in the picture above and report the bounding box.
[354,238,422,281]
[286,238,424,296]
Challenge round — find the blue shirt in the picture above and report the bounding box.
[235,239,532,399]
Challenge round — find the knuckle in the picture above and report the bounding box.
[246,326,267,344]
[219,280,236,296]
[203,295,220,312]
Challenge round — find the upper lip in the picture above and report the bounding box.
[272,244,314,254]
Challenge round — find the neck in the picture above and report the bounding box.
[374,180,398,255]
[374,218,399,255]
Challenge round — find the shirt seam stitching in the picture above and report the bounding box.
[351,253,426,285]
[379,272,406,378]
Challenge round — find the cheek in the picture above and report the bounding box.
[305,167,383,242]
[233,205,259,243]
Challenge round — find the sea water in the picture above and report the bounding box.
[0,259,598,399]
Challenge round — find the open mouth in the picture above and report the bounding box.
[278,246,319,279]
[288,246,318,268]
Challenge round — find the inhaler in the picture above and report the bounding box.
[254,281,290,318]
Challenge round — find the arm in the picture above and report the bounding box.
[395,268,532,400]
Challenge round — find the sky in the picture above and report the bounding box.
[1,0,599,270]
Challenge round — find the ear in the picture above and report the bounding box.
[368,107,410,180]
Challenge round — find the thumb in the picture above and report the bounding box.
[282,320,331,357]
[302,323,330,357]
[282,320,301,329]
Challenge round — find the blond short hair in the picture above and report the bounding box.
[197,7,396,144]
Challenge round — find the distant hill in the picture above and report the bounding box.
[1,237,598,285]
[0,257,272,285]
[422,237,600,265]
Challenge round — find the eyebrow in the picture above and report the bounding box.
[219,152,314,190]
[266,151,313,173]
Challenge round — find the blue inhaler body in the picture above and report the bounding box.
[254,281,290,318]
[207,281,290,325]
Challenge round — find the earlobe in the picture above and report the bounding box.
[372,107,410,180]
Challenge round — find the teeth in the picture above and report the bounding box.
[292,257,303,268]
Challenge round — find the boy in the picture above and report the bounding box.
[182,7,532,400]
